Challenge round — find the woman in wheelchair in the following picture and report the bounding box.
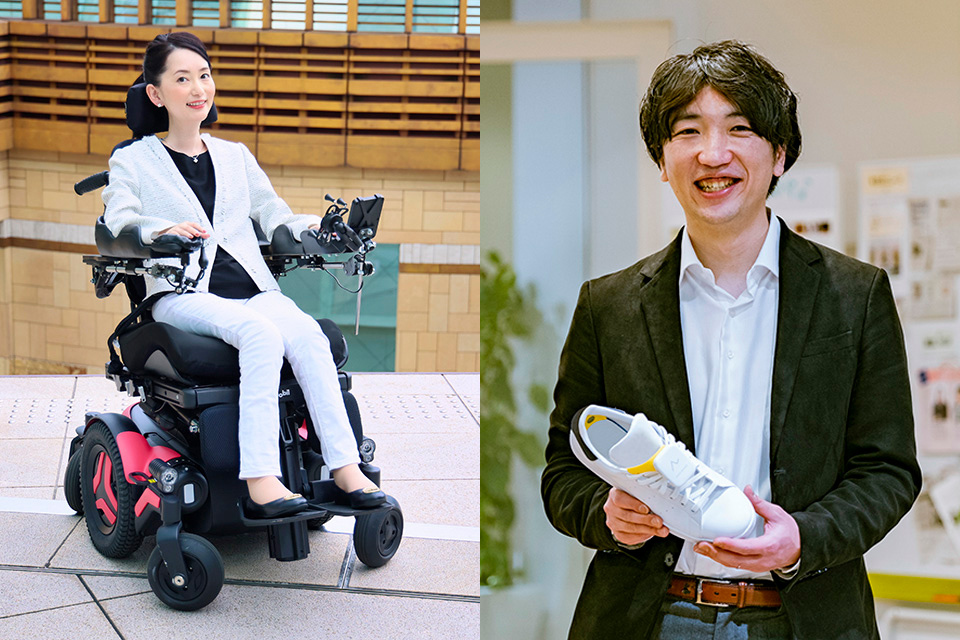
[102,32,384,518]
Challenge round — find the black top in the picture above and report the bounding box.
[162,144,262,299]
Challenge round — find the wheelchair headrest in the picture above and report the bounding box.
[125,76,218,138]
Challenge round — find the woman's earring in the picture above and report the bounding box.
[157,102,163,107]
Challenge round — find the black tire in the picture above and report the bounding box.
[354,496,403,568]
[79,420,143,558]
[147,533,224,611]
[64,448,83,515]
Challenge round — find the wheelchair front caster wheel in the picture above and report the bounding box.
[147,533,224,611]
[353,496,402,568]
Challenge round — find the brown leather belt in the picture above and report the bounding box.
[667,574,782,608]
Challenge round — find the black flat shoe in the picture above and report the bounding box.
[245,493,308,518]
[333,485,386,509]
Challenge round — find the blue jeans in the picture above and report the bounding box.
[652,596,792,639]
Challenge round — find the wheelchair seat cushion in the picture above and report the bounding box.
[119,322,239,384]
[118,318,349,384]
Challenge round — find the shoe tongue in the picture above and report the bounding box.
[608,413,664,468]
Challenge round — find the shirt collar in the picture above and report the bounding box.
[679,212,781,287]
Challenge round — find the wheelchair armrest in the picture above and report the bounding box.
[96,217,202,259]
[262,224,344,256]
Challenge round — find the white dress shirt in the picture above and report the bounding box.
[675,218,780,580]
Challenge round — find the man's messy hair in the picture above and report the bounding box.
[639,40,801,195]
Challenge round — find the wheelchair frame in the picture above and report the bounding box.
[64,174,403,611]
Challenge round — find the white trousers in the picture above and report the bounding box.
[152,289,360,479]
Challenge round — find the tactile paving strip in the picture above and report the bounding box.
[0,399,77,440]
[459,395,479,423]
[3,395,139,431]
[354,394,477,433]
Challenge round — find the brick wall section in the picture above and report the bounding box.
[0,149,479,374]
[0,152,11,374]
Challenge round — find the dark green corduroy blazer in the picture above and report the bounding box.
[541,219,921,639]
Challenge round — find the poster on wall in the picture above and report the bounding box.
[859,157,960,582]
[916,365,960,455]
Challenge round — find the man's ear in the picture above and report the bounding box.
[659,161,669,183]
[145,83,162,108]
[773,145,786,177]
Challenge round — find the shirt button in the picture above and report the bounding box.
[727,351,734,359]
[722,410,731,418]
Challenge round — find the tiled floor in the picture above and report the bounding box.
[0,373,479,640]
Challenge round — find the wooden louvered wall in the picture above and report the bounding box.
[0,20,477,171]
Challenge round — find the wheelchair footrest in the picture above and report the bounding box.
[237,499,390,528]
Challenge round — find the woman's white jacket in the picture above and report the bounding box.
[102,133,322,298]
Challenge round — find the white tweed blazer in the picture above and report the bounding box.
[102,133,322,298]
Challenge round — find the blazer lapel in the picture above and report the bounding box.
[201,134,224,229]
[146,134,209,226]
[769,220,822,459]
[638,235,696,452]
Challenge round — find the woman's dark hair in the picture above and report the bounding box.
[143,32,211,86]
[639,40,801,196]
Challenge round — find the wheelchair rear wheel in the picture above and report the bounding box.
[353,496,403,568]
[147,533,224,611]
[64,448,83,515]
[80,420,143,558]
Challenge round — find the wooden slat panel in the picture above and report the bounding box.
[460,137,477,171]
[139,0,152,25]
[347,0,359,31]
[347,118,458,132]
[10,22,47,36]
[257,131,345,167]
[22,1,42,20]
[14,101,88,117]
[176,0,192,26]
[346,135,458,170]
[347,101,459,115]
[2,21,473,171]
[258,77,347,93]
[14,86,88,100]
[260,114,345,128]
[258,96,344,110]
[0,120,13,153]
[213,29,260,45]
[303,31,349,48]
[89,122,132,155]
[14,117,88,153]
[48,23,85,38]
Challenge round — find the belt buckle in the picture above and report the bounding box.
[695,578,732,608]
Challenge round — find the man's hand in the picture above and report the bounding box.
[158,222,209,239]
[604,487,670,546]
[694,486,801,572]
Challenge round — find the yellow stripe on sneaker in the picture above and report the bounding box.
[626,445,667,475]
[584,414,606,429]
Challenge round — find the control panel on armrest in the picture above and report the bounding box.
[95,217,203,259]
[264,194,384,257]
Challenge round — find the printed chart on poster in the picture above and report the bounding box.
[860,156,960,585]
[660,164,840,249]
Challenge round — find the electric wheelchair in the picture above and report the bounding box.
[62,79,403,611]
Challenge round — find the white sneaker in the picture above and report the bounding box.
[570,404,763,542]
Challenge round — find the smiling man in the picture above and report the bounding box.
[541,41,921,639]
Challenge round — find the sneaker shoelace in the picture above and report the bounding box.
[632,425,719,512]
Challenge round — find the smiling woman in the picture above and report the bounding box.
[101,31,387,516]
